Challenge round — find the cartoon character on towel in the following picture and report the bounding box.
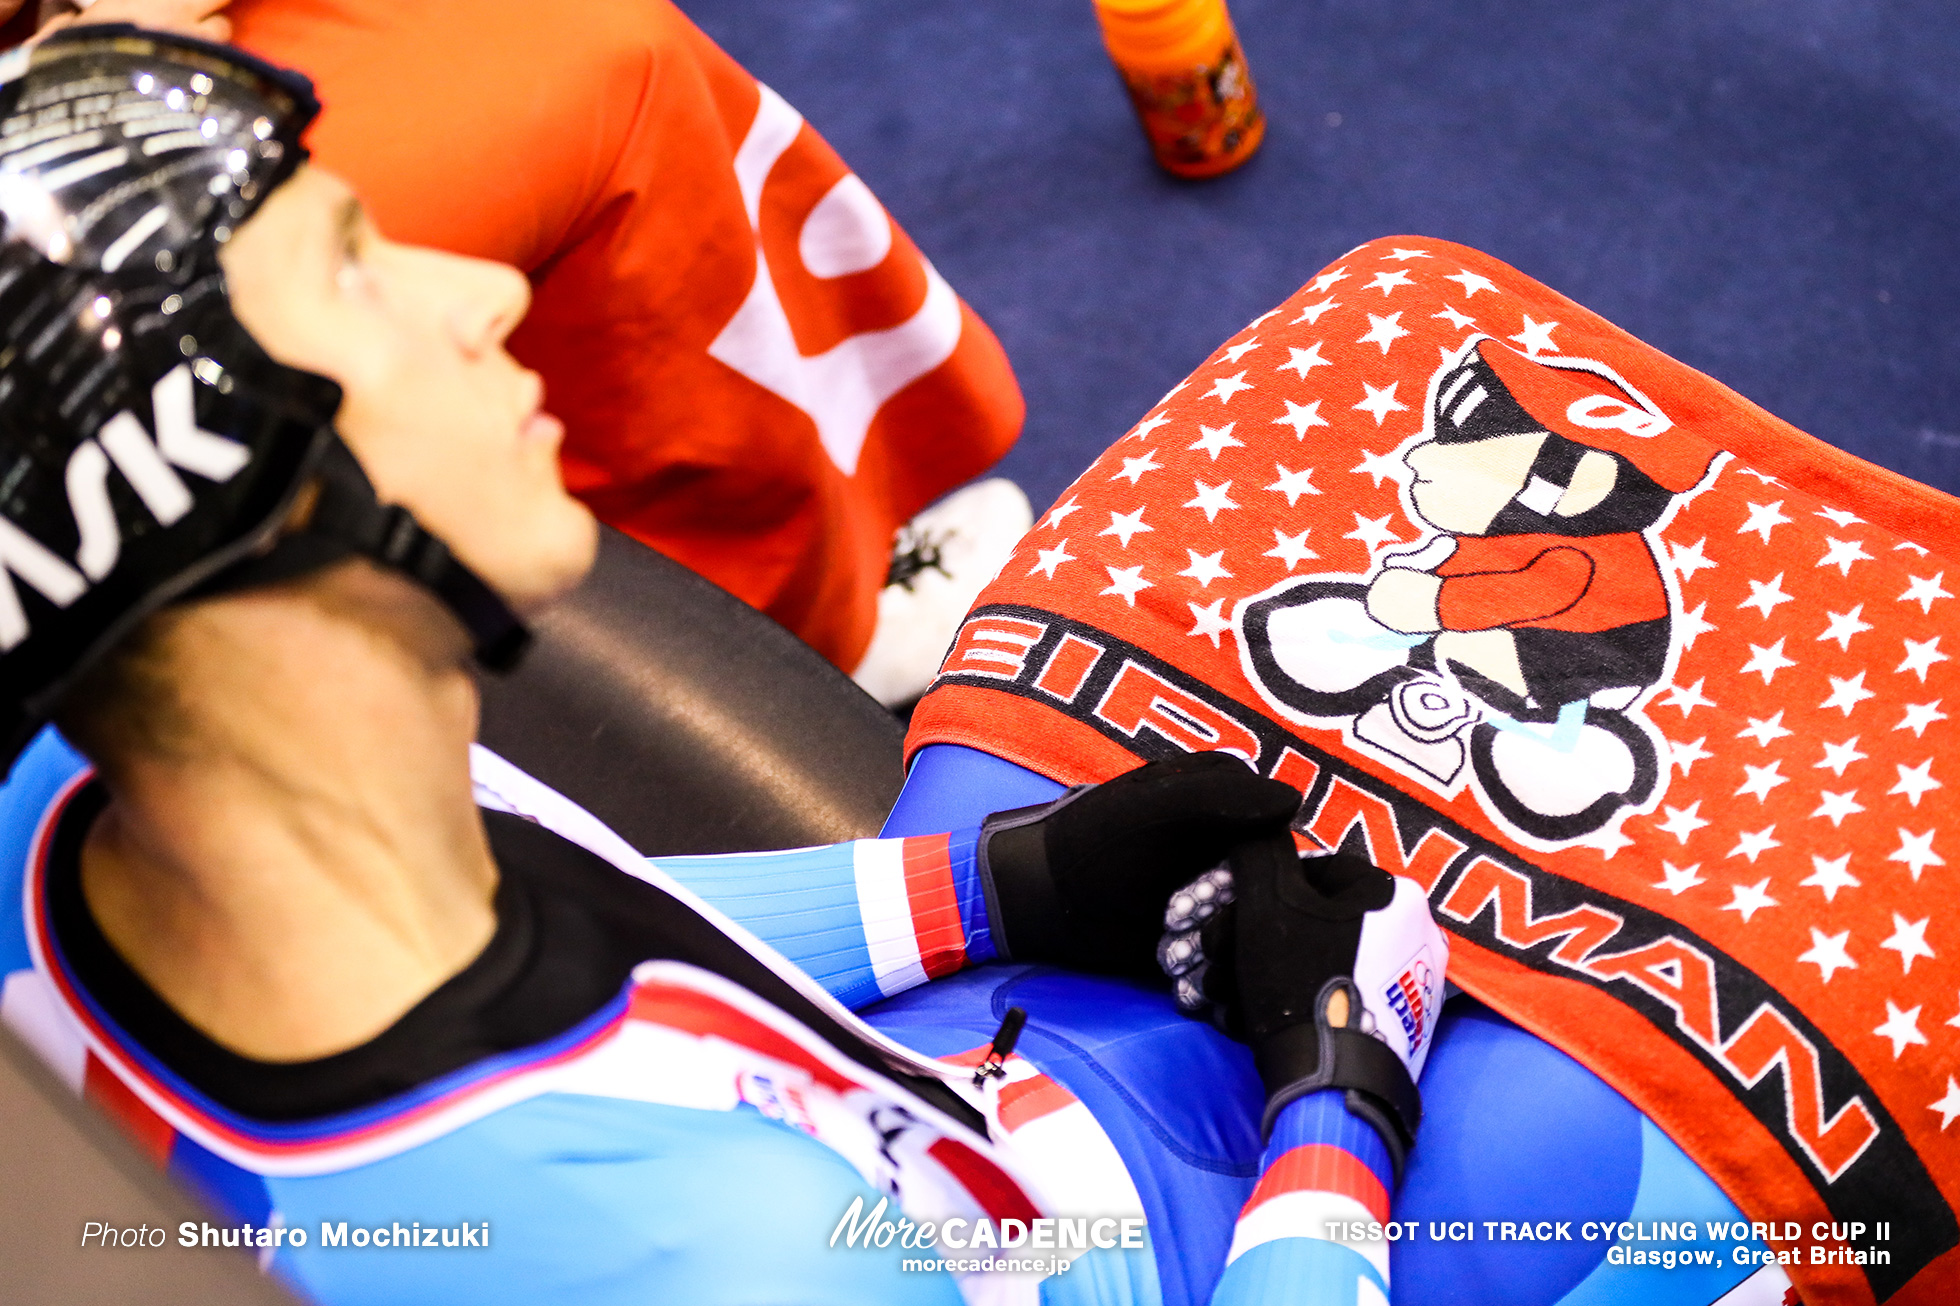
[1238,337,1723,845]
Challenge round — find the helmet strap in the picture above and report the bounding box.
[200,435,532,672]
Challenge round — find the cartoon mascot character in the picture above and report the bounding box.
[1239,336,1723,844]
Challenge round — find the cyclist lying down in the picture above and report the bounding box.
[0,27,1950,1306]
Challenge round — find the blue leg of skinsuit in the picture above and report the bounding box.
[873,745,1771,1306]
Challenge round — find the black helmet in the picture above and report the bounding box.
[0,28,528,770]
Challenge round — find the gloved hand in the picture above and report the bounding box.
[1159,833,1448,1177]
[978,751,1299,977]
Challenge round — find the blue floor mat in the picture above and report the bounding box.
[679,0,1960,505]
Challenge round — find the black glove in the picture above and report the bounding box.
[977,752,1299,977]
[1164,833,1441,1178]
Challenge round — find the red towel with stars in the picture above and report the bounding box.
[908,237,1959,1305]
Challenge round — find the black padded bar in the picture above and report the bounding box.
[476,526,907,855]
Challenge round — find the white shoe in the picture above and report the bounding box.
[851,478,1033,707]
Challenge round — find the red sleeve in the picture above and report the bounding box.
[229,0,1022,670]
[1436,545,1595,631]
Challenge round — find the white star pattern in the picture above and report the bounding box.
[1028,539,1075,579]
[1896,540,1931,557]
[1889,759,1941,807]
[1129,413,1170,441]
[1661,678,1716,717]
[1266,464,1321,505]
[1353,381,1409,426]
[1365,269,1415,296]
[1654,861,1705,894]
[1264,528,1318,571]
[1888,829,1943,881]
[1816,506,1864,528]
[1654,802,1710,843]
[1293,297,1340,325]
[1738,500,1793,544]
[1738,574,1794,618]
[1100,564,1152,606]
[1817,537,1873,577]
[1897,701,1948,737]
[1278,342,1332,379]
[1880,914,1935,975]
[1668,538,1717,582]
[1669,736,1713,775]
[1385,247,1432,261]
[1446,269,1498,298]
[1815,736,1868,776]
[1205,371,1253,404]
[1817,605,1873,651]
[1020,250,1958,1024]
[1821,672,1876,717]
[1309,267,1349,294]
[1740,638,1797,684]
[1045,496,1082,529]
[1811,790,1865,827]
[1798,928,1857,983]
[1728,827,1781,863]
[1737,711,1793,747]
[1099,506,1153,547]
[1184,480,1240,522]
[1358,312,1411,354]
[1735,467,1783,486]
[1900,572,1953,614]
[1187,598,1232,646]
[1273,399,1330,439]
[1344,512,1403,555]
[1896,636,1948,682]
[1735,761,1788,802]
[1675,601,1717,650]
[1930,1079,1960,1131]
[1179,549,1233,588]
[1508,316,1559,355]
[1874,1002,1928,1058]
[1721,877,1778,922]
[1351,448,1406,488]
[1800,853,1860,902]
[1189,423,1243,460]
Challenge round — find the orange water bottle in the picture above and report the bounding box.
[1093,0,1265,179]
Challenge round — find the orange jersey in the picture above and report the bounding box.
[225,0,1024,669]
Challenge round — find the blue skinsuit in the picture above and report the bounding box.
[875,745,1774,1306]
[0,733,1769,1305]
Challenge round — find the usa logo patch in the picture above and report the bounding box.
[1384,953,1438,1056]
